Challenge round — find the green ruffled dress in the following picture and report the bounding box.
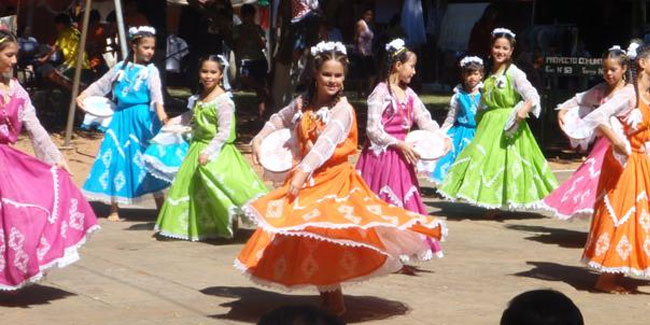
[438,65,558,209]
[155,94,267,240]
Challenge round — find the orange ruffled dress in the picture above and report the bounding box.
[582,99,650,276]
[235,97,447,290]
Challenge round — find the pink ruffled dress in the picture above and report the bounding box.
[541,83,636,219]
[0,79,99,290]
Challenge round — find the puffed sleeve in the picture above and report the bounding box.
[556,83,606,114]
[254,95,302,141]
[441,92,460,131]
[510,65,542,118]
[582,84,636,131]
[16,83,63,164]
[412,93,442,133]
[167,95,197,126]
[82,61,121,97]
[147,65,164,106]
[201,96,235,161]
[366,83,399,152]
[298,101,353,174]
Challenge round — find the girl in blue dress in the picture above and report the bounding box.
[77,26,169,221]
[430,56,483,184]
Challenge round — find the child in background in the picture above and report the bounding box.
[430,56,483,185]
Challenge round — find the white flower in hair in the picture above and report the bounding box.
[216,54,229,68]
[385,38,406,52]
[128,26,156,39]
[608,45,625,53]
[491,27,516,38]
[459,56,484,68]
[627,42,641,59]
[310,41,347,56]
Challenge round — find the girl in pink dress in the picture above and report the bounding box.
[541,46,636,219]
[0,31,99,290]
[356,39,450,260]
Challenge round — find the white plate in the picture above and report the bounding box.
[405,130,448,160]
[83,96,115,117]
[161,124,192,134]
[560,106,593,140]
[260,128,298,172]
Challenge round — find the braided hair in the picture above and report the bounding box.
[306,48,349,107]
[629,42,650,108]
[111,27,156,90]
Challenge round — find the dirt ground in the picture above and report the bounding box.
[2,131,648,325]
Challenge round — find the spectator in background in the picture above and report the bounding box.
[501,290,584,325]
[84,10,108,76]
[354,7,375,97]
[468,5,499,58]
[37,13,92,90]
[233,4,268,118]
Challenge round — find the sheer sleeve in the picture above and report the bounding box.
[366,84,399,153]
[298,102,353,174]
[201,96,235,161]
[147,65,164,106]
[556,83,606,112]
[510,65,542,117]
[254,96,302,141]
[168,95,196,126]
[82,62,121,97]
[441,92,460,131]
[412,93,442,133]
[582,84,636,130]
[15,83,63,164]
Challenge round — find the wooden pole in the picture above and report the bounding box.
[114,0,128,59]
[62,0,92,148]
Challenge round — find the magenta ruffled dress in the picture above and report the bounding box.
[356,83,448,256]
[0,79,99,290]
[541,83,636,219]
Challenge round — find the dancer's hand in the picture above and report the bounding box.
[516,107,529,123]
[56,159,73,175]
[443,137,453,154]
[158,112,170,125]
[558,109,567,129]
[396,141,420,165]
[288,169,309,198]
[76,93,87,112]
[198,153,209,165]
[251,137,262,166]
[613,138,629,157]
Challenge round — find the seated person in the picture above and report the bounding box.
[37,13,92,90]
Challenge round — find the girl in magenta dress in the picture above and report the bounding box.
[0,31,99,290]
[541,46,636,219]
[356,39,450,257]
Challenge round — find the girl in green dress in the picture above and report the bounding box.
[154,55,268,240]
[438,28,557,212]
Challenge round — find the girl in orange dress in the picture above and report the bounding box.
[236,41,447,315]
[582,42,650,293]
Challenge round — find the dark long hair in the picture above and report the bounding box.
[112,29,156,89]
[306,48,349,106]
[381,44,414,98]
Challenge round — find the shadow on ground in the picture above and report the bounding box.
[201,286,410,323]
[426,201,546,222]
[505,224,588,248]
[90,202,158,222]
[514,261,650,293]
[0,284,75,307]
